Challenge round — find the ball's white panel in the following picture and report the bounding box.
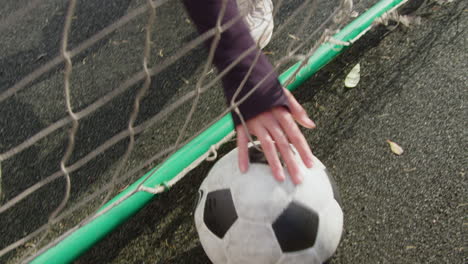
[287,144,325,171]
[293,167,334,213]
[276,166,297,196]
[275,248,321,264]
[225,219,281,264]
[246,141,299,195]
[230,163,291,222]
[197,223,228,264]
[315,200,343,261]
[281,150,326,196]
[194,188,207,230]
[310,154,326,170]
[200,148,240,192]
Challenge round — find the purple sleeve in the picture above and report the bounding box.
[182,0,289,126]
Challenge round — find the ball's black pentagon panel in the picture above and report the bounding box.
[272,201,319,252]
[204,189,238,239]
[248,147,268,165]
[324,169,342,206]
[248,146,285,166]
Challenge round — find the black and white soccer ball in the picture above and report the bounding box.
[194,142,343,264]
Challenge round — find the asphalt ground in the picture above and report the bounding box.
[0,0,466,263]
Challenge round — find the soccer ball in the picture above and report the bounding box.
[194,142,343,264]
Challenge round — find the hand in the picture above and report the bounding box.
[236,88,316,185]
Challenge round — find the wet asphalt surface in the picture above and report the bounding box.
[0,0,466,263]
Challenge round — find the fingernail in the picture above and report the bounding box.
[305,157,314,168]
[277,171,286,182]
[239,163,247,173]
[295,173,304,185]
[307,119,316,129]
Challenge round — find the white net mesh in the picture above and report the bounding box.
[0,0,397,262]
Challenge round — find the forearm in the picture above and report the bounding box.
[182,0,289,126]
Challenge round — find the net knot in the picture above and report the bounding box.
[138,181,170,194]
[160,181,170,191]
[206,145,218,161]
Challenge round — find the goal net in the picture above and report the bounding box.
[0,0,406,262]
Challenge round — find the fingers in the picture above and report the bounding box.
[283,88,316,129]
[262,116,304,184]
[236,125,250,173]
[273,107,314,169]
[252,124,286,182]
[235,91,315,185]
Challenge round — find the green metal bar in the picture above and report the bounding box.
[30,0,405,262]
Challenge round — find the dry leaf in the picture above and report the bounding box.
[344,63,360,88]
[35,53,47,62]
[387,140,404,155]
[288,34,299,40]
[25,242,36,248]
[181,78,190,85]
